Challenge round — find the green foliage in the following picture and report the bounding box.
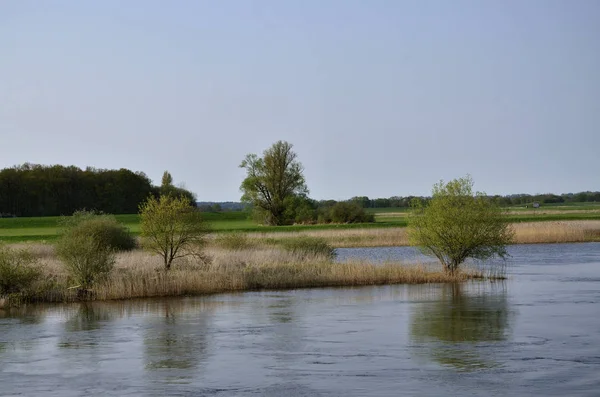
[322,202,375,224]
[59,210,136,251]
[214,232,251,250]
[283,196,318,224]
[280,237,336,260]
[139,195,210,270]
[55,234,115,289]
[408,176,514,274]
[55,210,125,288]
[0,163,154,217]
[240,141,309,225]
[159,170,197,203]
[0,245,41,295]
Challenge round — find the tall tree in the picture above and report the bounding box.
[239,141,308,225]
[160,171,175,196]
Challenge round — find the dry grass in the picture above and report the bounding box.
[239,220,600,248]
[1,246,486,304]
[245,228,411,248]
[4,220,596,305]
[512,221,600,244]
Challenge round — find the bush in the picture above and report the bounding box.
[408,176,514,274]
[280,237,336,260]
[214,232,251,250]
[0,245,41,295]
[55,234,115,289]
[319,202,375,224]
[60,210,136,251]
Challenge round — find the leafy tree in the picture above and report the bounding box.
[159,170,196,204]
[160,171,175,196]
[161,171,173,187]
[408,176,514,274]
[239,141,309,225]
[139,195,209,270]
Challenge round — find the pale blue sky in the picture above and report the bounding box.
[1,1,598,201]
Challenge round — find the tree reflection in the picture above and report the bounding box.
[0,304,46,325]
[410,283,512,371]
[59,302,115,350]
[143,299,212,378]
[64,303,113,332]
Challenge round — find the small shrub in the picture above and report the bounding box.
[60,210,136,251]
[215,232,251,250]
[280,237,336,260]
[55,234,115,289]
[0,245,41,295]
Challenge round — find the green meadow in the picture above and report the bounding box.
[1,204,600,243]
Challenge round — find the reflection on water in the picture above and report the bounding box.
[411,283,512,371]
[143,300,212,377]
[64,303,113,332]
[0,304,46,324]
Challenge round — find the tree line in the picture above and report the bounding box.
[0,164,194,217]
[347,191,600,209]
[1,146,598,220]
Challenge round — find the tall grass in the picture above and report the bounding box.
[512,221,600,244]
[240,220,600,248]
[1,246,487,305]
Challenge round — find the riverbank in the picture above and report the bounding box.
[2,220,598,306]
[1,246,488,307]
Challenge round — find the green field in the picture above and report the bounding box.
[1,205,600,242]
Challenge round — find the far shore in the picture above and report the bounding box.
[235,220,600,248]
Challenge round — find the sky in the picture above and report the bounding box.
[1,1,599,201]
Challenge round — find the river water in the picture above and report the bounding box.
[1,243,599,396]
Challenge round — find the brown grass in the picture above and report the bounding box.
[512,221,600,244]
[4,220,596,305]
[245,228,411,248]
[2,246,486,305]
[239,220,600,248]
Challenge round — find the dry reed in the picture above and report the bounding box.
[512,221,600,244]
[2,246,485,304]
[240,220,600,248]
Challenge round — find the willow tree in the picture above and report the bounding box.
[239,141,308,226]
[408,176,514,274]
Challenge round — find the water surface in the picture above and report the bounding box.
[1,243,599,396]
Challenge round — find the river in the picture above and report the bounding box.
[1,243,599,396]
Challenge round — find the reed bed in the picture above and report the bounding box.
[245,228,410,248]
[512,221,600,244]
[2,246,485,304]
[239,220,600,248]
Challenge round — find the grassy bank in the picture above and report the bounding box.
[0,245,487,306]
[220,220,600,248]
[2,205,600,242]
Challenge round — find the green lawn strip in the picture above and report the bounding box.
[2,210,600,243]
